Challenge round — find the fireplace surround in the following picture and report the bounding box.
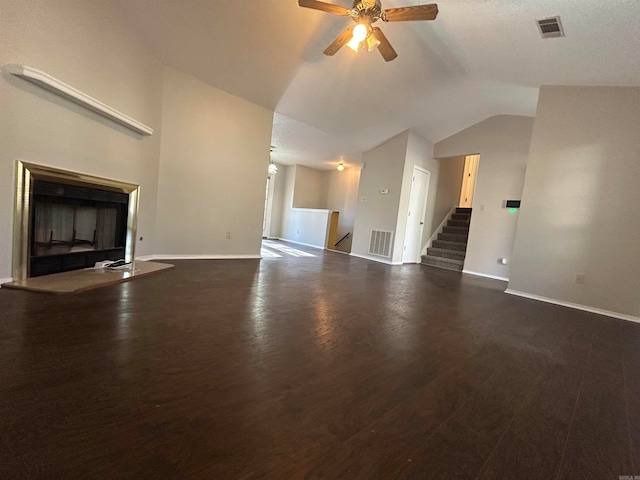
[12,161,140,282]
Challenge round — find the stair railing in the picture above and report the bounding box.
[421,206,457,256]
[334,232,351,248]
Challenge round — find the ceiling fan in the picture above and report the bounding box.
[298,0,439,62]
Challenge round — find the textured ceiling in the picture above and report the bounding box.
[118,0,640,168]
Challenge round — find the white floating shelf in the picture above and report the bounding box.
[6,64,154,136]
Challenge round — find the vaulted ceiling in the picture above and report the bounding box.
[118,0,640,168]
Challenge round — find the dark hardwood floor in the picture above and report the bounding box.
[1,242,638,479]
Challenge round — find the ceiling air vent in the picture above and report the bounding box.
[537,16,565,39]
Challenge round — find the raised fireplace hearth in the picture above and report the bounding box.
[12,162,139,282]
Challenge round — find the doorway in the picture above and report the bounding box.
[459,154,480,208]
[403,166,430,263]
[262,175,275,238]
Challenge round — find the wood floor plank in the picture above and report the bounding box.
[0,246,638,479]
[555,319,633,480]
[475,342,591,480]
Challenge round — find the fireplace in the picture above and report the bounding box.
[12,162,139,281]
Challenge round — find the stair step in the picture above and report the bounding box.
[443,225,469,235]
[456,207,472,214]
[452,213,471,221]
[447,219,468,227]
[426,247,466,261]
[438,232,468,244]
[432,239,467,252]
[421,255,464,272]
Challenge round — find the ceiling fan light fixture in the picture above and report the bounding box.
[346,37,361,52]
[367,33,381,51]
[347,22,369,51]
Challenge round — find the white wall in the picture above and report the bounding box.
[431,155,465,236]
[434,115,534,280]
[154,66,273,256]
[351,131,409,263]
[282,209,333,248]
[0,0,164,279]
[509,86,640,318]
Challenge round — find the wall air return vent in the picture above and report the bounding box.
[369,230,393,257]
[536,16,565,38]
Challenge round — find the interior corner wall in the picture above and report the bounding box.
[154,66,273,256]
[267,163,286,239]
[351,131,409,263]
[431,156,465,237]
[0,0,164,279]
[398,131,438,262]
[292,165,325,208]
[278,165,297,241]
[434,115,534,280]
[323,159,362,253]
[509,86,640,318]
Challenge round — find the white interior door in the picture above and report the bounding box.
[403,167,430,263]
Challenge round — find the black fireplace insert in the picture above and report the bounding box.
[30,180,129,277]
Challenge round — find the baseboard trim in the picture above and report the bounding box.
[350,252,401,266]
[462,269,509,282]
[505,289,640,324]
[274,238,325,250]
[326,248,350,255]
[0,277,14,287]
[139,254,261,261]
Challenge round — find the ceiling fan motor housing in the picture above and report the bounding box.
[351,0,382,23]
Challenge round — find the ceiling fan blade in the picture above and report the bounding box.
[372,28,398,62]
[323,27,355,56]
[298,0,351,15]
[382,4,438,22]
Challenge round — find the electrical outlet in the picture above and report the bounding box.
[226,231,231,239]
[575,274,585,285]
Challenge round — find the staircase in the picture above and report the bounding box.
[421,207,472,272]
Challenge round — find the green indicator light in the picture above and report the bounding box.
[509,208,517,213]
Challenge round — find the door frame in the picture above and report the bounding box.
[459,154,480,208]
[262,174,276,238]
[403,166,431,263]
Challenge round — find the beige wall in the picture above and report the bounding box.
[278,162,361,252]
[352,131,409,263]
[266,163,286,239]
[399,131,439,262]
[435,115,534,280]
[509,86,640,318]
[278,165,297,241]
[431,156,465,237]
[292,165,324,208]
[154,67,273,256]
[0,0,164,279]
[323,163,361,252]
